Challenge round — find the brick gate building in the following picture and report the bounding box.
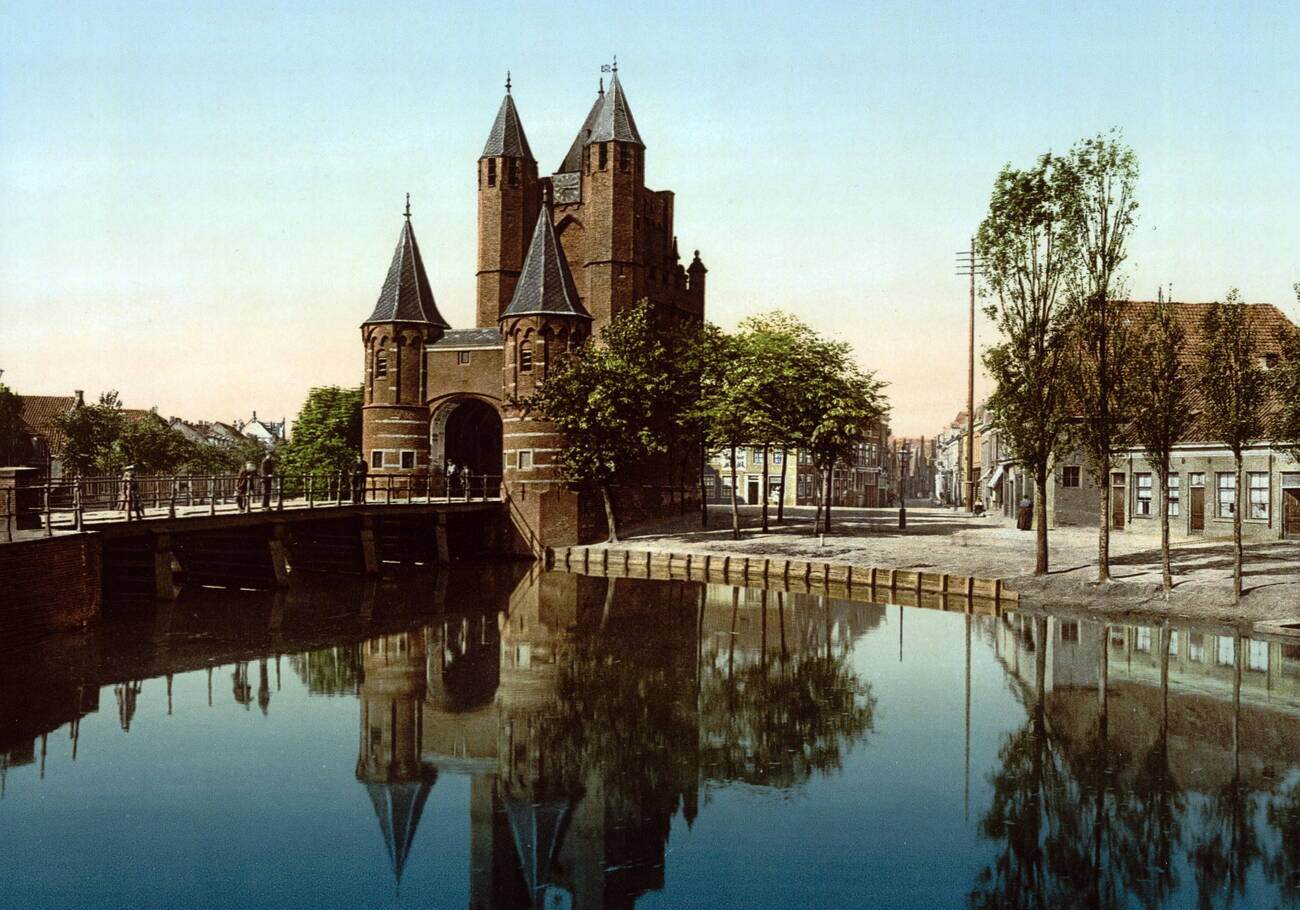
[360,70,708,552]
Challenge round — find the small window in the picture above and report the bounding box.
[457,351,471,365]
[371,450,384,469]
[1189,633,1205,662]
[519,340,533,372]
[734,449,747,469]
[598,143,608,170]
[487,158,496,187]
[773,450,783,465]
[1062,465,1080,488]
[1248,639,1269,672]
[375,351,388,378]
[518,450,533,469]
[1217,472,1236,518]
[1167,474,1181,517]
[1135,627,1152,652]
[1189,472,1205,487]
[752,447,764,465]
[400,450,415,470]
[1248,472,1270,519]
[1060,621,1079,643]
[1135,473,1152,516]
[508,158,518,187]
[1217,636,1236,667]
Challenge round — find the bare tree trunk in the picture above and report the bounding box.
[699,439,708,529]
[1233,454,1243,602]
[1035,470,1049,575]
[1159,467,1172,592]
[777,446,788,523]
[761,443,770,533]
[601,482,619,543]
[812,464,824,535]
[1097,467,1111,583]
[729,445,740,541]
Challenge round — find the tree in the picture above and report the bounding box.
[53,391,126,476]
[1198,291,1268,602]
[978,154,1080,575]
[1061,131,1140,583]
[698,330,755,540]
[531,302,674,542]
[1130,299,1194,592]
[0,384,29,466]
[276,386,362,477]
[110,412,196,473]
[804,364,887,534]
[659,318,728,529]
[182,434,266,476]
[1273,282,1300,463]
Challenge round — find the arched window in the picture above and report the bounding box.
[375,339,389,379]
[519,339,533,373]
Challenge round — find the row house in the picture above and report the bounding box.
[980,301,1300,541]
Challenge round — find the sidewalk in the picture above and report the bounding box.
[604,505,1300,626]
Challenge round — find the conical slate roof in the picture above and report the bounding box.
[557,82,605,174]
[501,211,591,320]
[364,215,450,327]
[586,73,643,147]
[481,92,534,161]
[504,794,573,906]
[365,777,435,884]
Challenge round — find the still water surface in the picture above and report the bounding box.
[3,566,1300,909]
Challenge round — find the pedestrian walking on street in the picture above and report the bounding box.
[352,456,368,504]
[260,453,274,510]
[1016,496,1033,531]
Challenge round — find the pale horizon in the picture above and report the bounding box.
[3,1,1298,437]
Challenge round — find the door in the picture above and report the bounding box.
[1190,487,1206,533]
[747,479,760,503]
[1285,489,1300,540]
[1111,474,1126,530]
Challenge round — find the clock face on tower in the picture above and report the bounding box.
[552,172,580,205]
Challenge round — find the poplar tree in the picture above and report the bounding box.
[1061,131,1140,583]
[1198,290,1267,602]
[1130,299,1193,592]
[978,155,1080,575]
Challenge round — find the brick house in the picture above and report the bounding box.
[359,70,707,549]
[981,301,1300,541]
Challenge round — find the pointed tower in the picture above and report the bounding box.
[499,189,593,552]
[477,74,542,328]
[361,199,450,476]
[581,68,645,325]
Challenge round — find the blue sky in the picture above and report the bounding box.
[1,0,1297,434]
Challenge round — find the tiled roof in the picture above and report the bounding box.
[364,216,450,327]
[557,84,605,174]
[19,395,76,453]
[502,211,591,320]
[586,73,643,147]
[430,328,504,350]
[481,93,534,161]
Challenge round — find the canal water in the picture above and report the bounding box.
[2,566,1299,909]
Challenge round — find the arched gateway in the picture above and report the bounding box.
[430,397,503,478]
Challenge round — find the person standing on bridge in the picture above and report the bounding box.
[260,453,274,510]
[123,465,144,520]
[352,455,368,504]
[235,462,254,511]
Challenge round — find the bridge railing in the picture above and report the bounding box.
[1,472,504,539]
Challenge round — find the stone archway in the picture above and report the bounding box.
[429,398,503,478]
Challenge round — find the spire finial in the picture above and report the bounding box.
[599,76,604,96]
[404,193,411,220]
[612,54,618,74]
[505,70,511,94]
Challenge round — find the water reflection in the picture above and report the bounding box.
[6,570,1300,909]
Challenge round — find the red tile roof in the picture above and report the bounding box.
[19,395,76,453]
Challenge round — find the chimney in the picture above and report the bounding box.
[74,390,85,407]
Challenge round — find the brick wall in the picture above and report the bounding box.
[0,534,102,642]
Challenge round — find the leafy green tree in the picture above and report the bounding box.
[0,384,30,466]
[978,154,1080,575]
[1198,291,1268,602]
[1061,131,1140,583]
[277,385,362,477]
[181,434,266,475]
[803,363,887,534]
[109,412,196,473]
[659,317,729,529]
[53,391,126,476]
[530,303,674,542]
[1130,299,1194,592]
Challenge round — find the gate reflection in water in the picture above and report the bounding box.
[3,568,1300,909]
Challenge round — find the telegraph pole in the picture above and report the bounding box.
[956,239,983,511]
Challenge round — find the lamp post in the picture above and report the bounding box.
[898,441,912,529]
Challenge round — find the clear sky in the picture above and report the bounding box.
[1,0,1297,437]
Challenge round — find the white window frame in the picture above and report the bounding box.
[1217,635,1236,667]
[734,449,747,469]
[518,450,534,470]
[1135,473,1153,516]
[1217,472,1236,518]
[457,351,471,365]
[1136,627,1152,652]
[371,450,384,469]
[400,450,416,470]
[1167,474,1181,517]
[1062,465,1081,488]
[1248,639,1269,672]
[1248,472,1270,520]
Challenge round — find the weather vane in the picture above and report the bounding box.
[505,70,511,94]
[601,55,617,74]
[404,193,410,219]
